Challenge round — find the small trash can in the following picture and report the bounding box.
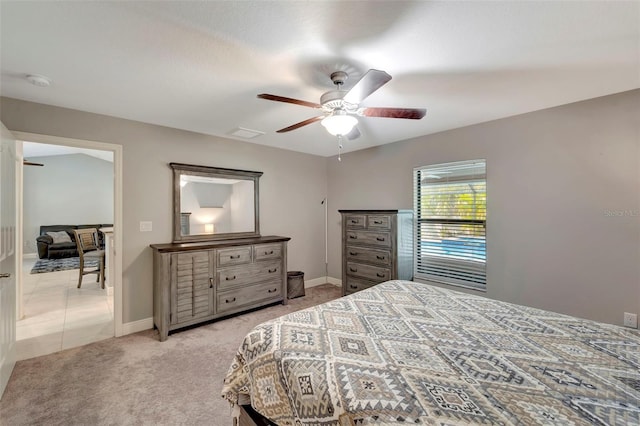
[287,271,305,299]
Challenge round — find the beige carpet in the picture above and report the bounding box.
[0,284,342,426]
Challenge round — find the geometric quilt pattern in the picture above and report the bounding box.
[379,339,457,374]
[281,357,337,422]
[327,332,384,366]
[335,362,426,421]
[321,310,368,334]
[364,316,419,340]
[222,280,640,425]
[402,372,509,425]
[439,347,542,391]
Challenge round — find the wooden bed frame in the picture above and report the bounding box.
[236,405,275,426]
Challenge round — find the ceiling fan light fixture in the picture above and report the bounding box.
[321,111,358,136]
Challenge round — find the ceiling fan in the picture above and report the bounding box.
[258,69,426,140]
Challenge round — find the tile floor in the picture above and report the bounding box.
[16,257,114,360]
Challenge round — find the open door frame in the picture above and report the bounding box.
[0,122,17,398]
[13,131,124,337]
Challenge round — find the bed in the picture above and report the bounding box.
[221,280,640,425]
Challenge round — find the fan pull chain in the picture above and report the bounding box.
[337,135,343,162]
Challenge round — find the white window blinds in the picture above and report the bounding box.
[413,160,487,291]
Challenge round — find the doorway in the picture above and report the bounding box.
[13,132,123,360]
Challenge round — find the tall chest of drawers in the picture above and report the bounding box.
[151,236,289,341]
[339,210,413,296]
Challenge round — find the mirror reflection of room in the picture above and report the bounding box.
[179,175,255,236]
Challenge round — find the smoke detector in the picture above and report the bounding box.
[26,74,51,87]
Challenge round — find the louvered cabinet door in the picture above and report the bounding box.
[171,251,213,325]
[151,236,291,341]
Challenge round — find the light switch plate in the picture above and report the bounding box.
[140,221,152,232]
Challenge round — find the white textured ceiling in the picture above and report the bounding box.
[1,1,638,157]
[23,142,114,163]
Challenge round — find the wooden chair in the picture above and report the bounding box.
[73,228,105,289]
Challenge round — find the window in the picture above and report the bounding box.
[413,160,486,291]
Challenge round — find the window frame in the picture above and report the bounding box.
[413,160,487,291]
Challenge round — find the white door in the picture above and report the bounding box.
[0,121,17,398]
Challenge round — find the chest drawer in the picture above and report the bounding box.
[253,243,282,261]
[344,277,379,295]
[367,215,391,229]
[345,246,391,266]
[346,261,391,282]
[345,230,391,248]
[217,260,282,290]
[217,280,282,314]
[344,214,366,229]
[217,247,252,266]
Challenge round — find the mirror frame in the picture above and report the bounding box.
[170,162,262,243]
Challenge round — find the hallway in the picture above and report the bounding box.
[16,257,113,360]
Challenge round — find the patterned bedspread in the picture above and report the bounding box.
[221,280,640,425]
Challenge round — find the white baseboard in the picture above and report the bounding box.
[121,317,153,336]
[304,276,341,288]
[23,253,37,259]
[326,276,342,287]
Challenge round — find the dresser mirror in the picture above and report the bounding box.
[170,163,262,243]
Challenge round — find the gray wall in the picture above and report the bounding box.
[328,89,640,326]
[3,91,638,327]
[1,97,328,324]
[24,153,113,254]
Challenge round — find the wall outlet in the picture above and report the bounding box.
[139,221,152,232]
[623,312,638,328]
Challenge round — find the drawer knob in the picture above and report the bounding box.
[349,267,357,272]
[349,235,357,239]
[265,250,274,255]
[268,288,277,293]
[268,268,277,273]
[349,284,358,289]
[230,255,241,259]
[376,237,385,241]
[225,297,236,303]
[209,278,214,288]
[377,272,386,278]
[349,251,358,256]
[373,220,382,224]
[226,275,236,281]
[350,219,359,224]
[376,255,385,260]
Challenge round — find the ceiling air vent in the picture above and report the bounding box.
[229,127,265,139]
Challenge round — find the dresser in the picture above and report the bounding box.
[339,210,413,296]
[150,235,290,341]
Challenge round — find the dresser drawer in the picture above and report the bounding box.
[345,230,391,248]
[345,246,391,267]
[217,280,282,314]
[217,247,252,266]
[346,261,391,282]
[344,277,379,295]
[253,243,282,261]
[367,215,391,229]
[217,260,282,290]
[344,214,366,229]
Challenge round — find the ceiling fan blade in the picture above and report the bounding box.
[361,107,426,120]
[276,116,324,133]
[23,160,44,167]
[343,69,392,104]
[257,93,321,109]
[346,126,361,140]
